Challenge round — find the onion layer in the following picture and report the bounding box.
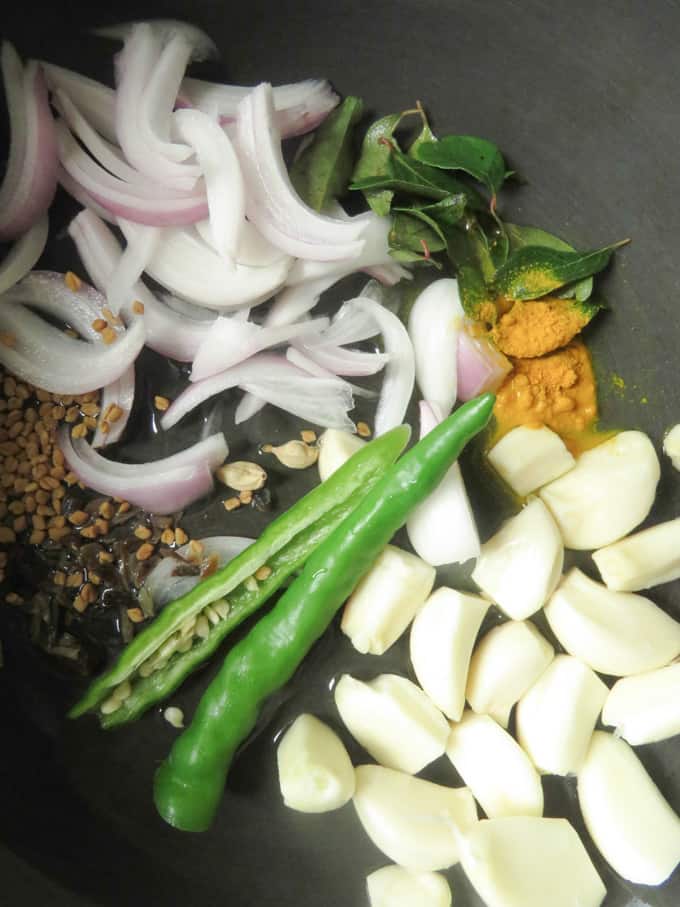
[0,213,48,295]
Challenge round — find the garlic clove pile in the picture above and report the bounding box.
[602,662,680,745]
[592,516,680,591]
[366,865,452,907]
[487,424,575,497]
[317,428,365,481]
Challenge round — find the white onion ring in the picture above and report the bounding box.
[346,298,415,435]
[234,392,267,425]
[59,429,227,514]
[0,50,58,240]
[0,213,48,295]
[69,209,214,361]
[93,19,219,62]
[406,401,480,566]
[293,341,388,377]
[235,82,366,261]
[92,365,136,448]
[265,276,339,328]
[285,346,376,399]
[172,108,245,261]
[142,536,253,608]
[118,220,292,308]
[190,315,329,381]
[108,220,160,314]
[408,278,465,416]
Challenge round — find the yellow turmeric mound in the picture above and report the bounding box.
[491,298,591,358]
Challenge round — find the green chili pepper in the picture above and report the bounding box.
[69,425,410,722]
[154,393,495,832]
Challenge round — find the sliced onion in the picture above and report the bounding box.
[195,217,286,266]
[408,278,465,416]
[0,213,48,295]
[69,209,215,361]
[73,431,227,474]
[345,298,414,435]
[118,220,292,308]
[0,49,58,241]
[59,429,227,514]
[142,535,253,608]
[93,19,219,62]
[285,346,377,399]
[265,276,340,328]
[190,315,329,381]
[180,76,339,138]
[92,365,135,448]
[172,108,245,261]
[57,168,116,223]
[234,391,267,424]
[456,330,512,401]
[108,220,160,313]
[406,401,480,566]
[364,261,411,286]
[293,341,388,377]
[114,26,199,188]
[42,62,118,143]
[56,121,209,226]
[162,353,353,431]
[0,299,144,394]
[235,83,365,261]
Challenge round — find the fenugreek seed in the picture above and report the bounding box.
[98,550,114,565]
[24,482,38,493]
[92,318,108,332]
[81,402,100,417]
[29,529,46,544]
[36,505,54,517]
[99,420,110,435]
[136,542,154,561]
[239,490,253,505]
[89,571,102,586]
[0,441,19,456]
[52,448,65,467]
[134,525,152,540]
[117,501,130,515]
[216,461,267,492]
[97,500,114,519]
[154,395,170,412]
[0,527,16,543]
[185,540,204,562]
[164,707,184,729]
[64,271,82,292]
[35,489,49,505]
[254,565,272,582]
[80,525,98,539]
[53,571,66,586]
[356,421,372,438]
[49,515,66,529]
[52,496,63,514]
[39,476,60,491]
[107,404,123,423]
[68,510,89,526]
[66,571,84,588]
[15,383,29,400]
[195,616,210,639]
[13,515,27,533]
[80,583,97,605]
[267,440,319,469]
[64,471,78,486]
[3,377,16,396]
[174,527,188,546]
[71,423,88,440]
[24,496,36,514]
[4,456,18,473]
[32,463,48,480]
[0,332,16,348]
[132,300,145,315]
[24,407,38,424]
[32,514,47,531]
[301,429,317,443]
[8,500,25,516]
[83,416,98,431]
[48,527,70,542]
[7,396,21,411]
[223,497,241,512]
[12,477,26,494]
[160,528,175,546]
[49,466,65,480]
[51,405,66,420]
[73,595,88,613]
[94,518,109,536]
[101,327,117,345]
[65,406,80,424]
[5,592,23,605]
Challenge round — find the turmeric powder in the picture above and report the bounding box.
[491,297,591,358]
[493,341,600,453]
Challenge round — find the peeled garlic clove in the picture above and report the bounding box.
[602,662,680,745]
[466,620,554,728]
[544,567,680,676]
[459,816,606,907]
[471,498,563,620]
[410,587,488,721]
[578,731,680,885]
[515,655,608,776]
[353,764,477,871]
[334,673,449,775]
[663,422,680,470]
[276,713,355,813]
[539,430,660,550]
[487,425,575,497]
[317,428,365,481]
[446,711,543,819]
[341,545,435,655]
[367,865,452,907]
[592,516,680,591]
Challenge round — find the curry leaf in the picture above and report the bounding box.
[351,112,403,216]
[505,222,593,301]
[389,212,445,267]
[491,241,628,301]
[290,96,364,212]
[414,135,509,196]
[407,104,437,158]
[418,195,468,230]
[457,263,492,319]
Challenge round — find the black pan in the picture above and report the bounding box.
[2,1,679,904]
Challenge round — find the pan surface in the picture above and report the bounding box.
[1,1,680,904]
